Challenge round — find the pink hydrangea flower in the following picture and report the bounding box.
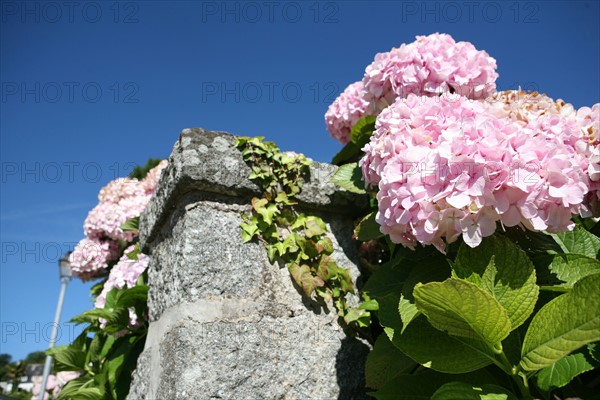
[83,162,167,242]
[325,81,371,144]
[69,238,121,281]
[84,193,151,242]
[362,33,498,114]
[361,94,593,251]
[140,160,168,194]
[95,246,150,328]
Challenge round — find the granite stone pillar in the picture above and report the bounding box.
[126,129,371,400]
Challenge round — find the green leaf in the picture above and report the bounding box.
[57,376,102,400]
[536,350,597,390]
[331,142,361,165]
[354,212,383,241]
[389,316,497,374]
[520,273,600,371]
[399,252,450,331]
[414,279,511,348]
[121,216,139,232]
[331,162,366,194]
[359,299,379,311]
[117,285,148,309]
[350,115,377,147]
[371,366,503,399]
[288,263,324,297]
[552,226,600,259]
[366,334,417,390]
[47,345,86,371]
[547,254,600,288]
[431,382,518,400]
[304,216,326,238]
[453,235,539,330]
[125,244,141,260]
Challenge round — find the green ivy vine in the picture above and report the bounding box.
[236,137,373,332]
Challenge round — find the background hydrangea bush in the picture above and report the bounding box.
[42,160,166,400]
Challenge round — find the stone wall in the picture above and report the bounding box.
[126,129,371,400]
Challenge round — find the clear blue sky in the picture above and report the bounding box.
[1,1,599,361]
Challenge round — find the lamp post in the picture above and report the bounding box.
[38,252,72,400]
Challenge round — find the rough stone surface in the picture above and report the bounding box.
[127,129,371,400]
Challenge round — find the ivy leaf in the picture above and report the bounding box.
[520,273,600,371]
[121,216,139,233]
[344,308,371,327]
[536,350,597,391]
[350,115,377,147]
[331,162,366,194]
[453,235,539,330]
[389,316,497,374]
[288,263,324,297]
[354,212,383,241]
[431,382,518,400]
[414,278,512,348]
[366,334,417,390]
[304,217,326,238]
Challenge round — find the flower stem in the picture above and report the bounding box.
[496,349,532,399]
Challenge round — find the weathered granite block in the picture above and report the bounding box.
[127,129,371,400]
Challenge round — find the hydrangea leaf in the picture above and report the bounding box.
[431,382,518,400]
[520,273,600,371]
[414,278,512,348]
[350,115,377,147]
[121,216,139,232]
[536,350,597,391]
[331,162,366,194]
[365,334,417,390]
[547,254,600,288]
[454,235,539,330]
[354,212,383,241]
[551,226,600,259]
[371,368,505,400]
[388,315,496,374]
[331,141,361,166]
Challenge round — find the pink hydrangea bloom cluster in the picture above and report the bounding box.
[140,160,168,194]
[69,238,121,281]
[326,33,498,144]
[95,246,150,328]
[325,81,371,144]
[31,371,81,400]
[70,162,166,281]
[361,94,597,251]
[362,33,498,113]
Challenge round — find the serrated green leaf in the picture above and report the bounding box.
[431,382,518,400]
[521,273,600,371]
[414,279,511,348]
[389,316,497,374]
[359,299,379,311]
[117,285,148,309]
[552,226,600,259]
[56,376,100,400]
[366,334,417,390]
[547,253,600,288]
[399,252,450,332]
[354,212,383,241]
[121,216,139,232]
[454,235,539,330]
[47,345,86,371]
[536,350,597,390]
[331,141,361,165]
[331,162,366,194]
[589,342,600,363]
[350,115,377,147]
